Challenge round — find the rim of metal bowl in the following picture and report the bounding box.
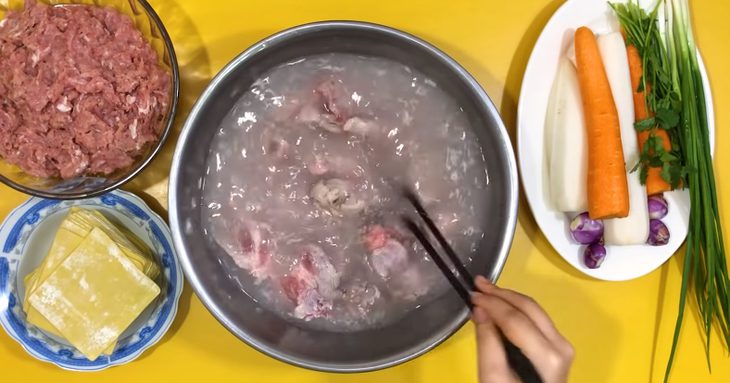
[0,0,180,200]
[169,20,518,373]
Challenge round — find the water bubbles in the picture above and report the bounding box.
[208,202,222,210]
[351,91,362,105]
[237,111,257,125]
[395,143,405,156]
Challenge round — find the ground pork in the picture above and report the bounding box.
[0,0,170,179]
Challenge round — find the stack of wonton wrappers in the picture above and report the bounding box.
[23,207,161,361]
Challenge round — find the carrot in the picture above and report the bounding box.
[574,27,629,220]
[626,45,672,195]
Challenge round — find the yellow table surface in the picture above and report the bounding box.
[2,0,730,381]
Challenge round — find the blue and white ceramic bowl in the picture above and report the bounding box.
[0,189,183,371]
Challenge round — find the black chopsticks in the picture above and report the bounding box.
[401,188,543,383]
[402,188,476,304]
[404,219,474,307]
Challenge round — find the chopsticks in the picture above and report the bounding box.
[401,188,543,383]
[402,189,475,306]
[404,219,474,307]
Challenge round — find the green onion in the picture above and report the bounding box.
[611,1,730,381]
[664,0,730,380]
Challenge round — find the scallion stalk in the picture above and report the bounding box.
[663,0,730,381]
[611,1,730,381]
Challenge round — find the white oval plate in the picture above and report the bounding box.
[517,0,715,281]
[0,190,184,371]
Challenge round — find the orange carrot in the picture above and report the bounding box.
[574,27,629,220]
[626,45,672,195]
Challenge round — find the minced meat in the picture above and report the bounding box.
[0,0,170,179]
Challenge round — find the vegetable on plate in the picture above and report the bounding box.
[596,32,649,245]
[612,0,730,380]
[574,26,629,220]
[648,194,669,219]
[648,219,670,246]
[625,44,675,194]
[546,57,588,212]
[583,243,607,269]
[569,212,603,245]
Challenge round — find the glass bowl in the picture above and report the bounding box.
[0,0,180,199]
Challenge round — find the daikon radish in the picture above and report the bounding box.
[566,42,577,67]
[597,32,649,245]
[546,57,588,212]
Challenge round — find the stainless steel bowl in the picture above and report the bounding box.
[169,21,518,372]
[0,0,180,199]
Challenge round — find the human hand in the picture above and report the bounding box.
[471,276,574,383]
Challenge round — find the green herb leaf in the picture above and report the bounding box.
[661,161,673,184]
[661,151,678,162]
[657,108,680,129]
[635,117,656,131]
[651,134,666,153]
[649,157,664,168]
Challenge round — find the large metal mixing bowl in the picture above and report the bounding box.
[169,21,517,372]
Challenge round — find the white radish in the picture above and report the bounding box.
[566,42,577,68]
[598,32,649,245]
[546,57,588,212]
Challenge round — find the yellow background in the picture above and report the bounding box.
[1,0,729,381]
